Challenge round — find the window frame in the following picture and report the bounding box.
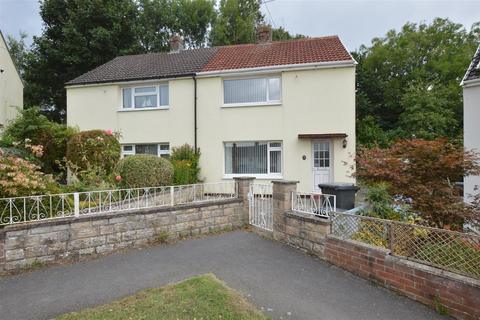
[223,140,283,179]
[121,143,170,158]
[222,75,282,108]
[120,83,169,111]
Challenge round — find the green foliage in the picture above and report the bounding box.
[360,183,400,220]
[5,31,29,78]
[2,108,77,175]
[210,0,264,46]
[115,155,174,188]
[24,0,140,121]
[171,144,201,184]
[66,130,120,182]
[272,26,305,41]
[355,18,479,146]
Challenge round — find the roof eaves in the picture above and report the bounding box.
[65,72,196,87]
[461,45,480,86]
[196,60,355,77]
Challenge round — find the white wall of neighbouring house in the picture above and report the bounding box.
[66,78,195,148]
[464,83,480,202]
[0,32,23,132]
[196,66,356,192]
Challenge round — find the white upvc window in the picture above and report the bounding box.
[121,143,170,158]
[121,84,169,110]
[224,141,282,178]
[223,76,281,106]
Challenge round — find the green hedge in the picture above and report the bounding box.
[115,155,173,188]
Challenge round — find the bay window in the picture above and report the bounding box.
[224,141,282,178]
[122,143,170,158]
[122,84,169,109]
[223,76,281,106]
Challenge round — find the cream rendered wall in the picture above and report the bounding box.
[67,78,195,147]
[196,67,356,192]
[464,83,480,202]
[0,33,23,131]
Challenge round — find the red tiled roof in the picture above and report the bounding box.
[202,36,353,72]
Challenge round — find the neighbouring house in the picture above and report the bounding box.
[462,45,480,202]
[66,30,356,192]
[0,30,23,133]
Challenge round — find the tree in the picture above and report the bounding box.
[356,138,480,230]
[172,0,216,48]
[272,26,305,41]
[24,0,140,122]
[210,0,264,46]
[136,0,173,52]
[354,18,479,146]
[6,31,29,78]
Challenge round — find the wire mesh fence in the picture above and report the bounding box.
[331,212,480,279]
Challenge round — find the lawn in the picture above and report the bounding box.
[57,274,269,320]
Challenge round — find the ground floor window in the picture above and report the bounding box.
[122,143,170,158]
[224,141,282,178]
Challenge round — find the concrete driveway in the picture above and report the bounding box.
[0,230,447,320]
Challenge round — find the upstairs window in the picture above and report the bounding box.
[122,84,169,109]
[223,76,281,106]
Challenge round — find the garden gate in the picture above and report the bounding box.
[248,183,273,231]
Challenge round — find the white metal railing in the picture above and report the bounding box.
[292,191,336,217]
[0,182,237,226]
[248,183,273,231]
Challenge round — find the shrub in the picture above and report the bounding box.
[170,144,200,184]
[0,150,56,198]
[2,107,77,175]
[66,130,120,182]
[115,155,173,188]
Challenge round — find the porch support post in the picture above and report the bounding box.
[234,177,255,225]
[272,180,298,241]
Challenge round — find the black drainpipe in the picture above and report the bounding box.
[193,76,198,151]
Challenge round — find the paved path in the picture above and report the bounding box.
[0,231,447,320]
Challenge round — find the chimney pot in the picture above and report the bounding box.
[169,35,183,52]
[256,25,272,44]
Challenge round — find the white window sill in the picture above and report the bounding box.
[223,174,283,180]
[118,106,170,112]
[221,102,282,108]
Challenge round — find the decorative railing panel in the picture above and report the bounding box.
[292,191,336,217]
[0,182,237,226]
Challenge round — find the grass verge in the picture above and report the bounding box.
[57,273,269,320]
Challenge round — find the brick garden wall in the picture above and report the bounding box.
[270,180,480,320]
[325,236,480,320]
[0,199,244,273]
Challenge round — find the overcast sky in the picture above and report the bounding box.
[0,0,479,51]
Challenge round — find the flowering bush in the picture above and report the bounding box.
[115,155,173,188]
[170,144,201,184]
[0,149,56,198]
[2,107,77,175]
[66,130,121,182]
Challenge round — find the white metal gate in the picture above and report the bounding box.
[248,183,273,231]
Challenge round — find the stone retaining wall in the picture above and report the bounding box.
[0,199,244,273]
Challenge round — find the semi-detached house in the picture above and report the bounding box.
[66,33,356,192]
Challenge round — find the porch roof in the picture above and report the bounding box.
[298,133,348,139]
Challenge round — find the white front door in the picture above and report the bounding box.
[312,140,332,191]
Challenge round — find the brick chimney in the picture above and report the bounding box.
[256,25,272,44]
[169,35,183,53]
